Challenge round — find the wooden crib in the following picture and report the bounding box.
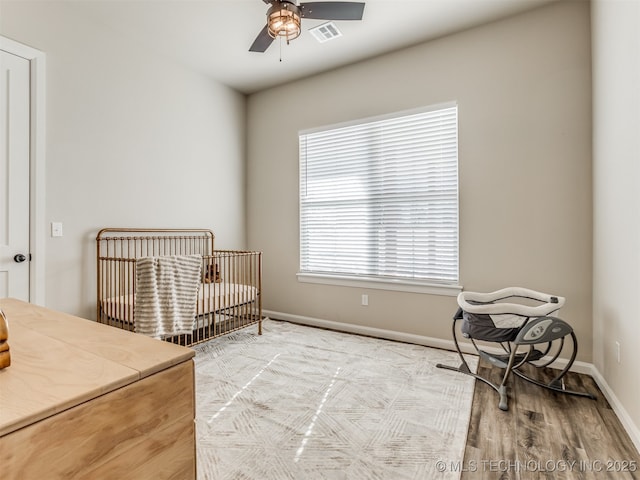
[96,228,262,347]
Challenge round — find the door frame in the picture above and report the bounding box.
[0,36,46,305]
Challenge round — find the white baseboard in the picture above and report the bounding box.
[263,309,640,454]
[588,366,640,454]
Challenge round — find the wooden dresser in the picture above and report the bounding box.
[0,298,196,479]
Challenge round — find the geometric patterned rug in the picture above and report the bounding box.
[194,319,477,480]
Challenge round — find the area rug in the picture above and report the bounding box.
[194,320,477,480]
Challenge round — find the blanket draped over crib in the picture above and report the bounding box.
[134,254,202,338]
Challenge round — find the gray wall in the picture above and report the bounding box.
[0,1,247,319]
[247,1,593,360]
[592,0,640,449]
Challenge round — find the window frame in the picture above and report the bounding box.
[298,102,462,296]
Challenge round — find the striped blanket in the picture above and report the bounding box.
[134,254,202,339]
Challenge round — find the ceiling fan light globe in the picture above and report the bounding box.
[267,2,302,40]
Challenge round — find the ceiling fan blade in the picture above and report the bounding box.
[300,2,365,20]
[249,25,274,52]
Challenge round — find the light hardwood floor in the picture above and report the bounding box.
[462,361,640,480]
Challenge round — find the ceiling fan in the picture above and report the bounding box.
[249,0,366,53]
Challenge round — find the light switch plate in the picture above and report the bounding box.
[51,222,63,237]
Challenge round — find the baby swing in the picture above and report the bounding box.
[436,287,595,411]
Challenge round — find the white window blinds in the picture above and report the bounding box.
[299,103,458,285]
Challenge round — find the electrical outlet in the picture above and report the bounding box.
[361,294,368,306]
[615,341,621,364]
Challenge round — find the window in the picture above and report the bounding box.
[298,103,459,293]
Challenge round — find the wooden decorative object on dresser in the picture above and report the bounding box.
[0,298,196,480]
[0,308,10,369]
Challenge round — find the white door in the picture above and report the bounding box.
[0,49,30,301]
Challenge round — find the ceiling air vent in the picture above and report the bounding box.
[309,21,342,43]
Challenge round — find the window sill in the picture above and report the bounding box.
[296,273,462,296]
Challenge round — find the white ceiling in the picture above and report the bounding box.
[70,0,556,94]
